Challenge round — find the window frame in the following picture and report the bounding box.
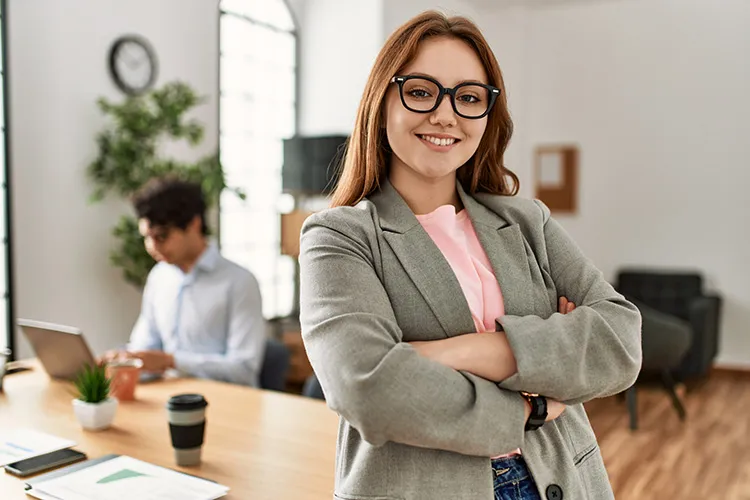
[217,0,300,320]
[1,0,17,359]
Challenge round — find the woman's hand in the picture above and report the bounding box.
[409,296,578,381]
[546,399,566,421]
[559,296,576,314]
[522,397,566,422]
[533,297,576,421]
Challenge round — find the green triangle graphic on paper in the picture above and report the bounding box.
[96,469,149,484]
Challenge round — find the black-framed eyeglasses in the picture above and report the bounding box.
[391,75,501,119]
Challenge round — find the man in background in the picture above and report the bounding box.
[104,176,266,387]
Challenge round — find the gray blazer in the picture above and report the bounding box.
[299,179,642,500]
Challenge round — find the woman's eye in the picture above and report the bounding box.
[408,89,432,98]
[459,95,480,103]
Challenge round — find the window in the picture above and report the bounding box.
[219,1,297,319]
[1,0,14,356]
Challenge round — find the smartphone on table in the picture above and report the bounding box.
[4,448,88,477]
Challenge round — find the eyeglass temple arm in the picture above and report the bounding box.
[392,76,500,93]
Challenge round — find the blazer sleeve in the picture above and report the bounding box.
[497,200,643,405]
[299,210,527,457]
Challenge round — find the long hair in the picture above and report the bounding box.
[330,10,519,208]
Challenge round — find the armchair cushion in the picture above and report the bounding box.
[616,269,721,380]
[631,299,692,371]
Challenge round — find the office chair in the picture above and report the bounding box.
[302,373,325,400]
[259,338,291,392]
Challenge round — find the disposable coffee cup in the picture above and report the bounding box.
[106,358,143,401]
[167,394,208,466]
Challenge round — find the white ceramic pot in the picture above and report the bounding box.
[72,397,118,431]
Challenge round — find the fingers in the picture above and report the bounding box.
[559,296,576,314]
[100,350,125,365]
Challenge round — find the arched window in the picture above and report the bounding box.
[219,0,297,319]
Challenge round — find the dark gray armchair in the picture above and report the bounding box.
[615,270,722,430]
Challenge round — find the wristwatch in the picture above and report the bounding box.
[521,392,547,431]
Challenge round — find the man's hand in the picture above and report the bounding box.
[130,350,175,373]
[98,349,135,366]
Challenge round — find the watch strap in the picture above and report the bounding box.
[522,393,547,431]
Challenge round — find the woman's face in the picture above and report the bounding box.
[385,37,490,183]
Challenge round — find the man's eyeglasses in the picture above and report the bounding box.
[390,75,501,119]
[142,226,172,244]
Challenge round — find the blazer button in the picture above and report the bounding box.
[546,484,563,500]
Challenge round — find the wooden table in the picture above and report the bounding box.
[0,361,339,499]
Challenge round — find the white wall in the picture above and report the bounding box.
[483,0,750,367]
[9,0,219,358]
[478,6,531,198]
[382,0,481,37]
[297,0,384,136]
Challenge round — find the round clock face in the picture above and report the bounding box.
[108,35,158,96]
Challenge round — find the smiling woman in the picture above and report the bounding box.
[300,9,641,500]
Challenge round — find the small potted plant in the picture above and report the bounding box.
[72,363,118,431]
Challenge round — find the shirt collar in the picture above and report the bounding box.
[194,241,220,273]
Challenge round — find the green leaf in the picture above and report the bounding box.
[74,363,111,403]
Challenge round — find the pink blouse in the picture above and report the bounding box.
[416,205,520,458]
[415,205,504,332]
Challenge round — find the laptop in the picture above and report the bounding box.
[17,319,97,380]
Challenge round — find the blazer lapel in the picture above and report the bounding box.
[457,185,537,319]
[370,179,475,338]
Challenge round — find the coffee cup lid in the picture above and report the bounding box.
[167,393,207,411]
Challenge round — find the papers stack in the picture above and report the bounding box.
[0,429,76,466]
[25,455,229,500]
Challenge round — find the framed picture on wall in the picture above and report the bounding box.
[534,144,579,214]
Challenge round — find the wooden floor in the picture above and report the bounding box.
[584,371,750,500]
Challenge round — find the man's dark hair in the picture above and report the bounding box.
[132,176,208,234]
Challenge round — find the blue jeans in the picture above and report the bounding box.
[492,456,543,500]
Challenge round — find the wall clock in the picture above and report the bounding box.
[108,35,158,96]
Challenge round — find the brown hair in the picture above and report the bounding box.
[330,10,519,208]
[133,175,208,235]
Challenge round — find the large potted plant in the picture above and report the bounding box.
[87,81,243,287]
[72,364,118,431]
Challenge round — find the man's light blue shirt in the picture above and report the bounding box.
[128,242,266,387]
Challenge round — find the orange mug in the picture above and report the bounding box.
[107,358,143,401]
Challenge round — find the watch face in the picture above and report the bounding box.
[109,36,158,96]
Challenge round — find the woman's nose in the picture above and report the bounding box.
[429,95,458,127]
